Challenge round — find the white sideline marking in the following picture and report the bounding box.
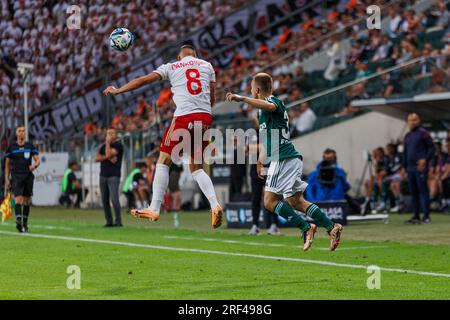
[163,235,389,251]
[0,223,74,231]
[0,231,449,279]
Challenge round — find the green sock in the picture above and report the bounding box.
[371,183,379,202]
[305,204,335,233]
[274,201,310,233]
[381,180,390,202]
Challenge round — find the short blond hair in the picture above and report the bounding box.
[253,73,273,93]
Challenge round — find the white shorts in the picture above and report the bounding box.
[265,157,308,199]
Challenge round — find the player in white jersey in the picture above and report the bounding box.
[103,45,223,228]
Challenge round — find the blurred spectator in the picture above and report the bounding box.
[441,137,450,212]
[84,122,97,136]
[122,162,149,210]
[59,161,86,208]
[355,60,371,79]
[0,0,248,111]
[324,35,346,81]
[362,146,389,214]
[428,69,447,93]
[377,67,400,97]
[379,143,405,213]
[277,26,293,48]
[428,141,448,210]
[291,102,316,137]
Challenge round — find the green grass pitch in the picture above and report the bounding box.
[0,207,449,299]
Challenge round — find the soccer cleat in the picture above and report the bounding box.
[405,218,421,225]
[131,208,160,221]
[211,205,223,229]
[375,202,386,212]
[248,224,260,235]
[303,224,317,252]
[390,205,402,213]
[328,223,343,251]
[421,216,431,224]
[267,223,280,235]
[16,224,23,233]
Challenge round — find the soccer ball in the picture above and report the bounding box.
[109,28,135,52]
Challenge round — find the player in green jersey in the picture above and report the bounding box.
[226,73,343,251]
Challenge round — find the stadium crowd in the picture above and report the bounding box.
[0,0,247,114]
[218,0,450,127]
[362,137,450,215]
[2,0,449,136]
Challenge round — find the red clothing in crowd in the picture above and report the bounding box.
[157,88,172,107]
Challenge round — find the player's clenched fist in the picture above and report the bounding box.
[226,92,244,102]
[103,86,120,96]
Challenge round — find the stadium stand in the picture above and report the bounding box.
[0,0,248,113]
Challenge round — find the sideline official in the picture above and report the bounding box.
[4,126,40,233]
[403,113,435,224]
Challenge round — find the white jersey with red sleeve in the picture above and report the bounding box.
[154,55,216,117]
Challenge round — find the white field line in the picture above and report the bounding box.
[163,235,389,251]
[0,231,449,279]
[0,222,74,231]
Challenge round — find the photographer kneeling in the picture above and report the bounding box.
[305,149,351,202]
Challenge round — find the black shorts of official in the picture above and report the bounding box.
[12,173,34,197]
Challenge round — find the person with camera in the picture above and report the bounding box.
[305,149,350,202]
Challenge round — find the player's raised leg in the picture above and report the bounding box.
[264,191,315,251]
[289,192,343,251]
[190,162,223,228]
[131,151,172,221]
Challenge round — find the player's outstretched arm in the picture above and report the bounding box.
[226,92,276,112]
[103,72,162,96]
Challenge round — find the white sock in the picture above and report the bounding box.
[149,164,170,213]
[136,200,143,209]
[191,169,220,209]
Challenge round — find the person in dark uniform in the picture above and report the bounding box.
[248,116,279,236]
[168,163,183,228]
[403,113,435,224]
[229,135,247,201]
[96,128,124,227]
[4,125,40,233]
